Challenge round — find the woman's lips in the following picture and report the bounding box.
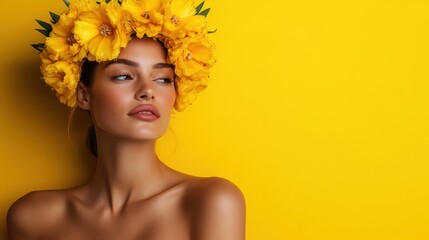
[128,104,160,121]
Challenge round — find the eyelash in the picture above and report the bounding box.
[156,78,174,84]
[111,74,173,85]
[112,74,132,81]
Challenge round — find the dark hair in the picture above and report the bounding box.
[80,60,99,157]
[80,60,98,87]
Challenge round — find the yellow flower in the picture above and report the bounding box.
[73,1,132,62]
[41,53,80,107]
[45,10,87,62]
[68,0,97,18]
[174,76,208,111]
[163,0,207,39]
[169,37,215,77]
[34,0,216,111]
[122,0,165,38]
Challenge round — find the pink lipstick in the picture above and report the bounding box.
[128,104,160,121]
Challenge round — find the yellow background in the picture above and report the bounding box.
[1,0,429,239]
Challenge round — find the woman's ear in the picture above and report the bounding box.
[77,82,91,110]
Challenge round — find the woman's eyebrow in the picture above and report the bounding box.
[153,63,175,69]
[103,59,139,68]
[103,59,174,69]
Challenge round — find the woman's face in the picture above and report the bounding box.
[79,37,176,141]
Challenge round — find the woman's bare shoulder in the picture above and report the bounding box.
[184,177,245,203]
[182,177,246,240]
[7,189,70,238]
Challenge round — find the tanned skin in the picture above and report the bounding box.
[7,38,245,240]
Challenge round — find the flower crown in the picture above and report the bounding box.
[33,0,216,111]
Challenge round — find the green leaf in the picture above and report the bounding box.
[208,29,217,34]
[49,12,60,24]
[36,20,52,32]
[197,8,210,17]
[36,29,51,37]
[31,43,45,52]
[195,1,205,14]
[63,0,70,7]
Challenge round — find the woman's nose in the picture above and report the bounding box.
[135,82,155,101]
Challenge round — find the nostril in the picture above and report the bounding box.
[139,92,155,99]
[136,87,155,100]
[141,94,154,98]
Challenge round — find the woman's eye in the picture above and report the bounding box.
[156,78,174,84]
[112,74,132,80]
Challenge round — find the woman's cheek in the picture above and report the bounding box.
[94,85,128,108]
[166,89,176,106]
[162,85,176,106]
[90,86,129,126]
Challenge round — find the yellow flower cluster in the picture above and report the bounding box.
[38,0,215,111]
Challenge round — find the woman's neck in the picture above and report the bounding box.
[86,130,172,214]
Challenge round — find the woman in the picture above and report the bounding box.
[7,0,245,239]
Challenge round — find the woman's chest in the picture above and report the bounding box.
[44,199,191,240]
[45,220,190,240]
